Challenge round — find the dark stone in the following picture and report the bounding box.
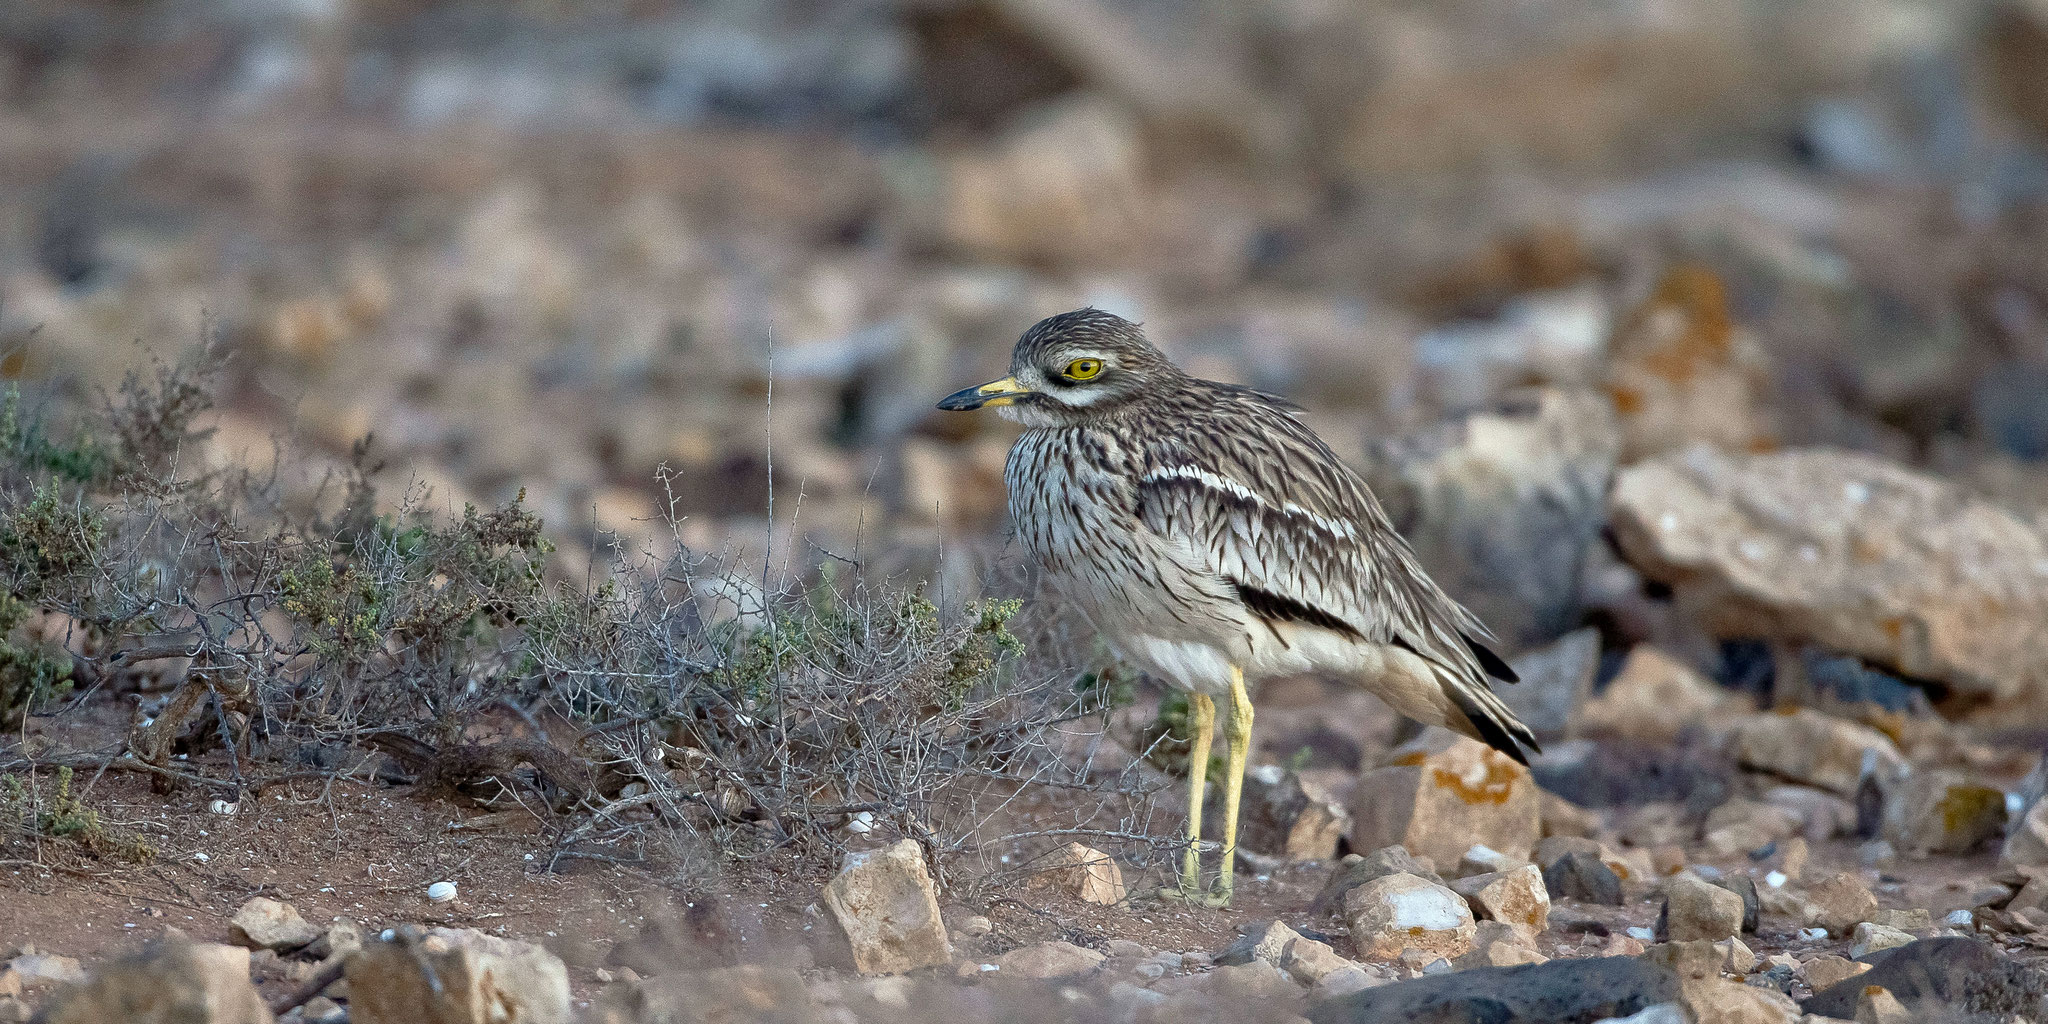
[1802,937,2048,1020]
[1802,649,1919,712]
[1527,739,1734,812]
[1312,845,1443,913]
[1714,875,1760,934]
[1749,962,1796,995]
[1543,852,1623,906]
[1498,628,1600,744]
[1307,955,1679,1024]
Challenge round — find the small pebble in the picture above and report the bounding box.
[1943,909,1974,929]
[1626,926,1655,941]
[427,881,458,903]
[1764,871,1787,888]
[209,800,238,816]
[1797,927,1828,942]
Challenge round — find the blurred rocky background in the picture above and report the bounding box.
[14,0,2048,711]
[8,2,2048,1021]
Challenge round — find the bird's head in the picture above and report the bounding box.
[937,309,1177,427]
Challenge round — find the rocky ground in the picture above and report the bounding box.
[7,0,2048,1022]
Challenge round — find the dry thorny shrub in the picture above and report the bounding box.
[0,343,1180,890]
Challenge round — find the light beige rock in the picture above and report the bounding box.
[1849,922,1913,958]
[1803,954,1871,990]
[1869,908,1930,931]
[1714,936,1757,974]
[2010,876,2048,915]
[1538,790,1601,839]
[1663,872,1746,942]
[1652,941,1798,1024]
[1241,765,1351,861]
[1458,844,1525,877]
[994,941,1105,979]
[1448,864,1551,942]
[1343,872,1477,961]
[5,953,83,986]
[1349,733,1540,869]
[610,965,814,1024]
[1650,844,1689,878]
[1311,963,1389,1000]
[229,897,321,951]
[2002,797,2048,874]
[1610,447,2048,720]
[1279,934,1357,985]
[1804,873,1879,935]
[306,917,362,963]
[1606,266,1778,463]
[347,928,570,1024]
[1854,986,1910,1024]
[1454,921,1547,969]
[1580,645,1749,742]
[1221,920,1356,984]
[1534,835,1640,884]
[1730,710,1905,797]
[35,940,273,1024]
[821,839,952,974]
[1880,770,2008,856]
[1764,786,1858,843]
[1312,845,1442,912]
[1703,798,1803,858]
[1035,842,1127,905]
[1687,978,1801,1024]
[1202,960,1301,1003]
[1776,836,1811,881]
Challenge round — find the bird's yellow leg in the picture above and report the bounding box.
[1212,666,1252,907]
[1178,692,1215,898]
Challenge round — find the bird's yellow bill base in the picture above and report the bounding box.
[936,375,1032,411]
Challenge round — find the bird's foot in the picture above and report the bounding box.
[1151,880,1233,909]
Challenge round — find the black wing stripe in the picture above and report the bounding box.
[1230,579,1365,640]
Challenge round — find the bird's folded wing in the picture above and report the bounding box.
[1131,400,1496,685]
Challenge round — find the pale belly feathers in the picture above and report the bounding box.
[1007,427,1429,700]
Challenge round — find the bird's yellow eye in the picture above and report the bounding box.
[1063,358,1103,381]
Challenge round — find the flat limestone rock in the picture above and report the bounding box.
[1343,872,1477,961]
[821,839,953,975]
[346,928,570,1024]
[1349,732,1540,870]
[1610,447,2048,721]
[35,940,272,1024]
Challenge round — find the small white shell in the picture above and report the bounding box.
[845,810,875,835]
[191,852,210,863]
[426,881,458,903]
[209,799,239,816]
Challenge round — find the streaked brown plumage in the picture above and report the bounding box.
[939,308,1535,905]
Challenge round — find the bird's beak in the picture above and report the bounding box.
[937,376,1032,411]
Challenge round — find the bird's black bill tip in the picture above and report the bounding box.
[936,385,990,411]
[937,376,1031,412]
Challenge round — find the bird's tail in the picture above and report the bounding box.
[1440,667,1539,766]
